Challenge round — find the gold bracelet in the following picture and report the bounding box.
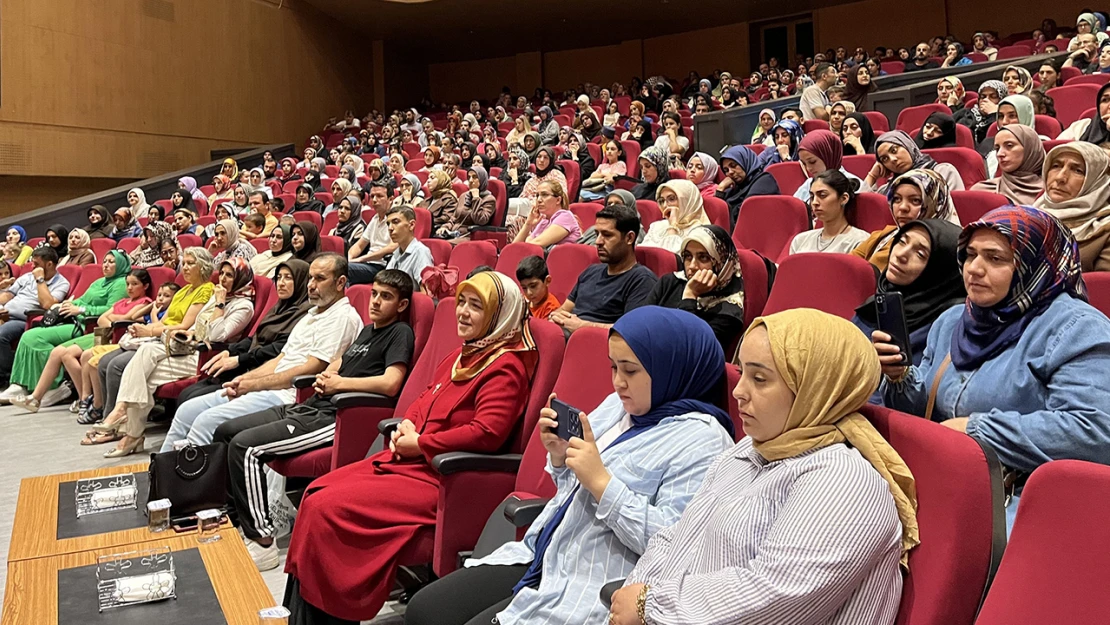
[637,584,650,624]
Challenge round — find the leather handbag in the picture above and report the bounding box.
[163,330,199,357]
[147,443,228,520]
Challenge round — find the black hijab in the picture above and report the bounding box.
[171,189,195,214]
[633,119,654,150]
[292,183,326,215]
[293,220,321,262]
[1080,83,1110,145]
[85,205,114,239]
[915,112,958,149]
[250,259,312,349]
[534,146,558,178]
[841,112,876,155]
[855,219,966,332]
[45,224,69,257]
[460,142,477,169]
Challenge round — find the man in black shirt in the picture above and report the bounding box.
[904,42,940,72]
[213,269,416,570]
[550,204,657,335]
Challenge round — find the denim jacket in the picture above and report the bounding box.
[882,294,1110,472]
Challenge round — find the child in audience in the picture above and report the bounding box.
[516,255,560,320]
[243,214,266,239]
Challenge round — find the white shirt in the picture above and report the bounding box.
[358,213,392,262]
[273,296,364,402]
[654,133,690,154]
[789,227,870,255]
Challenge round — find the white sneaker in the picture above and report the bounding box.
[0,384,25,404]
[40,384,73,408]
[245,539,280,571]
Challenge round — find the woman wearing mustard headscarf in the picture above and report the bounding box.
[614,309,918,625]
[641,179,710,253]
[7,250,133,412]
[220,157,239,183]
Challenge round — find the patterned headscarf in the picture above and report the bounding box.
[678,225,744,311]
[132,220,177,268]
[876,130,938,172]
[887,168,959,225]
[638,145,670,182]
[759,119,805,165]
[951,206,1086,369]
[1003,65,1033,95]
[451,271,537,381]
[220,257,257,300]
[509,146,531,170]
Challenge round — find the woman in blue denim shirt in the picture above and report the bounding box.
[404,307,735,625]
[874,206,1110,531]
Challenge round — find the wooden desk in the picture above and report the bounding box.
[7,463,169,562]
[2,530,273,625]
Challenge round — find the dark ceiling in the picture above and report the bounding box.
[300,0,852,62]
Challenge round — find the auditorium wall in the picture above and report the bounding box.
[0,0,372,215]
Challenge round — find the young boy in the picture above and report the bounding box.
[243,214,266,239]
[144,282,179,323]
[212,268,416,569]
[516,255,560,320]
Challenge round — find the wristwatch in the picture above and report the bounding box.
[35,277,45,284]
[215,302,226,309]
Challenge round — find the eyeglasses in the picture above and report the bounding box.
[536,192,556,200]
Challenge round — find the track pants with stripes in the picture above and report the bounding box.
[212,403,337,541]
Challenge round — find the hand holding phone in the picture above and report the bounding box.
[874,292,912,367]
[552,398,585,441]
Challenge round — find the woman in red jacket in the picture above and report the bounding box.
[283,270,538,624]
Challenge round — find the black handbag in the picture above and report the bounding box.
[147,443,228,521]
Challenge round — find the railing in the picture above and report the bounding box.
[693,52,1067,156]
[3,144,298,235]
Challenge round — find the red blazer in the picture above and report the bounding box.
[371,348,531,484]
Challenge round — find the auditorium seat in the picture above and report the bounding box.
[634,200,663,227]
[89,238,117,261]
[320,235,344,255]
[322,211,339,236]
[951,190,1009,226]
[292,211,323,230]
[117,238,141,254]
[621,141,641,178]
[448,240,498,277]
[843,154,878,180]
[570,202,601,230]
[250,238,270,254]
[802,119,830,134]
[547,244,599,301]
[1083,272,1110,318]
[495,242,545,283]
[732,196,811,263]
[861,404,1005,625]
[635,246,679,277]
[560,159,581,201]
[995,44,1031,59]
[924,147,988,186]
[414,207,433,239]
[864,111,891,133]
[896,103,951,133]
[1065,73,1110,87]
[422,238,452,267]
[1047,84,1101,126]
[764,253,876,318]
[735,249,771,327]
[766,162,808,196]
[703,196,731,229]
[855,192,896,232]
[178,234,202,249]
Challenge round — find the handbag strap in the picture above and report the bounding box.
[924,354,952,422]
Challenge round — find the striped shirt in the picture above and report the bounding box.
[628,438,904,625]
[468,393,734,625]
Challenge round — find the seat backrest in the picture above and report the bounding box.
[495,242,544,284]
[72,264,103,299]
[414,207,433,240]
[547,244,599,302]
[56,264,83,297]
[864,111,890,133]
[448,240,498,278]
[315,191,334,207]
[860,404,1004,625]
[702,196,731,229]
[634,247,679,277]
[881,61,905,75]
[347,283,372,325]
[570,202,601,230]
[178,234,202,250]
[392,299,464,419]
[117,237,141,254]
[1083,271,1110,318]
[733,195,811,263]
[510,318,566,452]
[246,275,275,333]
[486,177,508,227]
[634,200,663,228]
[765,162,808,196]
[516,326,614,499]
[923,147,987,186]
[320,235,345,255]
[559,159,581,202]
[896,103,950,133]
[89,238,116,262]
[975,460,1109,625]
[406,292,436,367]
[1047,84,1101,126]
[1064,73,1110,87]
[292,211,323,230]
[322,210,339,235]
[735,249,770,327]
[951,190,1009,226]
[422,237,452,267]
[621,141,641,178]
[995,44,1031,59]
[764,253,876,318]
[802,119,830,134]
[1033,115,1062,138]
[145,267,177,295]
[723,364,744,438]
[855,193,896,232]
[250,238,270,254]
[843,154,878,180]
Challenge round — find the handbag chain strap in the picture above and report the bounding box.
[175,445,209,479]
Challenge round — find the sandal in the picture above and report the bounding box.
[81,431,122,446]
[77,405,102,425]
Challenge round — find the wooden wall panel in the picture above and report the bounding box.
[0,0,373,181]
[643,23,750,81]
[0,176,138,219]
[544,42,642,92]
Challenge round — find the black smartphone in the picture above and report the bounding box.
[551,398,584,441]
[874,292,912,367]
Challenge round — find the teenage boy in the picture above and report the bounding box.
[348,180,397,285]
[516,255,560,320]
[212,269,415,570]
[384,206,434,291]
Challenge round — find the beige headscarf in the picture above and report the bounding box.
[451,271,537,382]
[1033,142,1110,242]
[427,169,458,200]
[971,125,1044,205]
[656,179,710,230]
[747,308,919,567]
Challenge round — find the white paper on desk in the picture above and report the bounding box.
[90,487,137,509]
[112,572,176,602]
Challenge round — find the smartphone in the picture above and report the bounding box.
[551,398,584,441]
[874,292,912,367]
[171,516,199,533]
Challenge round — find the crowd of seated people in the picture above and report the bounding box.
[7,11,1110,625]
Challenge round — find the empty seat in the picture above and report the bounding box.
[974,460,1110,625]
[732,195,811,263]
[951,190,1009,226]
[702,196,731,229]
[765,162,809,196]
[422,237,451,267]
[843,154,878,180]
[924,147,988,187]
[1047,84,1101,126]
[896,103,951,133]
[89,238,117,261]
[734,249,771,327]
[764,253,876,318]
[855,193,896,232]
[547,244,599,301]
[1064,73,1110,87]
[634,200,663,228]
[995,44,1031,60]
[448,240,498,278]
[864,111,891,134]
[320,235,345,255]
[881,61,905,75]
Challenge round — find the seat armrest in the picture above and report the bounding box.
[504,496,550,528]
[292,375,315,389]
[431,452,522,476]
[600,579,626,608]
[468,225,508,232]
[112,320,138,330]
[378,417,402,436]
[333,392,395,410]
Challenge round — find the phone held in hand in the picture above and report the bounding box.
[551,398,584,441]
[874,292,913,367]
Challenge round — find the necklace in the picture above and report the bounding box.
[816,222,851,252]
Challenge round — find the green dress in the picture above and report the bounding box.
[9,256,130,390]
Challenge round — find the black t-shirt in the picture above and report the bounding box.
[569,263,657,324]
[306,321,415,411]
[903,60,940,72]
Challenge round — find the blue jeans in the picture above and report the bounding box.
[160,389,289,452]
[348,262,385,285]
[0,319,27,384]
